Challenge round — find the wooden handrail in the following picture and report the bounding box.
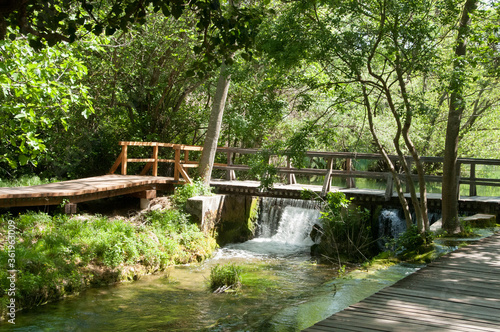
[109,141,500,196]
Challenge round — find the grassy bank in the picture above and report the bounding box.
[0,207,217,319]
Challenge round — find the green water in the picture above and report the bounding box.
[3,250,419,332]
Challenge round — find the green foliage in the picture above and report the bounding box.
[209,263,242,293]
[248,150,279,190]
[386,225,434,259]
[0,210,216,314]
[0,33,93,172]
[0,175,59,188]
[315,192,375,264]
[172,179,213,209]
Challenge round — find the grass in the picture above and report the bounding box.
[209,263,242,293]
[0,209,217,318]
[0,175,59,187]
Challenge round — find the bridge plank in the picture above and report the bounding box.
[0,175,176,207]
[302,233,500,331]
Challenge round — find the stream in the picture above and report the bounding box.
[5,200,427,331]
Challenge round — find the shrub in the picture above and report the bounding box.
[209,263,242,293]
[314,192,376,264]
[171,179,213,209]
[387,224,434,259]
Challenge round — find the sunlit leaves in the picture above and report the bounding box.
[0,35,93,169]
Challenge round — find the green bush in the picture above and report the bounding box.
[314,192,376,264]
[171,179,213,209]
[387,224,434,258]
[209,263,242,293]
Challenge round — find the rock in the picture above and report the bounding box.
[461,214,496,228]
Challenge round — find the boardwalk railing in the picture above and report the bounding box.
[109,141,500,198]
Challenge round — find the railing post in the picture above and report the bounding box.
[457,161,462,200]
[322,157,334,195]
[287,156,296,185]
[384,173,393,201]
[346,157,355,189]
[469,162,477,196]
[405,157,412,193]
[152,144,159,177]
[174,146,180,181]
[121,144,128,175]
[226,151,236,181]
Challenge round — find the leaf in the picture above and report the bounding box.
[19,155,29,166]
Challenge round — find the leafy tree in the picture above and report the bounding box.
[0,34,92,175]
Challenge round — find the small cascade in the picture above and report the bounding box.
[378,209,408,241]
[378,208,442,248]
[221,197,322,258]
[256,197,321,238]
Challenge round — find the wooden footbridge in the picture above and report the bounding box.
[1,141,500,216]
[303,232,500,331]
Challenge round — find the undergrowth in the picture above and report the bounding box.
[209,263,242,293]
[0,209,217,318]
[0,175,59,187]
[312,191,377,264]
[172,179,213,209]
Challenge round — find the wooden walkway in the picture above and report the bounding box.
[303,232,500,332]
[0,175,176,208]
[211,180,500,217]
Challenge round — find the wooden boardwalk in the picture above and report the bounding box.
[0,175,176,208]
[303,232,500,332]
[211,180,500,217]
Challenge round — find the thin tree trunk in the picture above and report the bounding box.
[395,61,430,232]
[199,61,231,185]
[361,83,413,229]
[442,0,477,234]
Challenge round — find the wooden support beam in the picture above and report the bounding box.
[153,145,159,176]
[108,150,123,174]
[287,157,297,185]
[121,144,128,175]
[64,203,77,214]
[321,158,334,196]
[384,173,394,201]
[345,157,355,189]
[174,147,180,181]
[469,163,477,196]
[226,151,235,181]
[140,162,153,175]
[177,164,192,184]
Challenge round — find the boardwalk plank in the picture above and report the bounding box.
[362,295,500,323]
[379,287,500,309]
[369,292,500,320]
[302,233,500,331]
[338,307,492,332]
[350,301,499,331]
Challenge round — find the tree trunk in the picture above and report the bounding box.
[361,83,413,229]
[199,61,231,185]
[442,0,477,234]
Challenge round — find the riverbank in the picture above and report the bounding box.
[0,197,217,321]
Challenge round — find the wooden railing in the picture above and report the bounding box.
[109,141,500,198]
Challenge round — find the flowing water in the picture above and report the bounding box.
[5,200,422,332]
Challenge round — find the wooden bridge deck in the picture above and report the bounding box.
[1,176,500,216]
[210,180,500,216]
[0,175,176,208]
[303,232,500,332]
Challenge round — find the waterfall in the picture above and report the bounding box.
[377,208,442,249]
[256,197,321,238]
[222,198,322,258]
